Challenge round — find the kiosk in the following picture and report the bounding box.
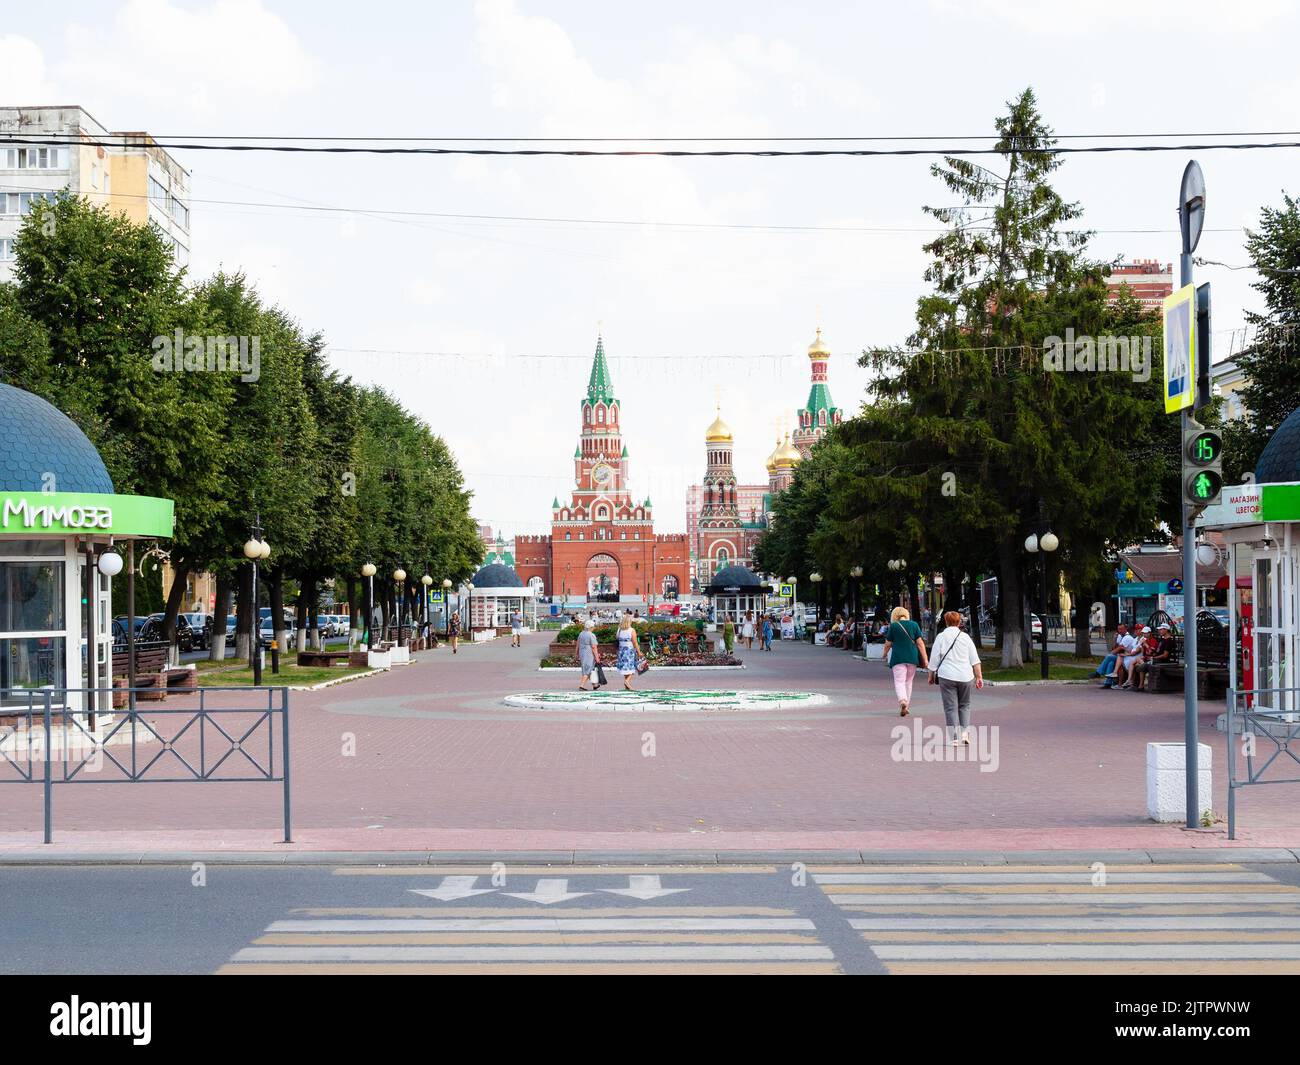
[0,384,174,722]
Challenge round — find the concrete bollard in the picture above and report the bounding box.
[1146,742,1212,823]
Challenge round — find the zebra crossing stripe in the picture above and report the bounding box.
[232,945,835,962]
[813,872,1275,885]
[850,916,1300,931]
[267,917,814,932]
[823,892,1300,906]
[872,944,1300,961]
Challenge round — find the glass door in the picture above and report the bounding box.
[1253,537,1298,715]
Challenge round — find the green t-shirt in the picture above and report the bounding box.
[886,620,923,666]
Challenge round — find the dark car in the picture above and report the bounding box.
[179,612,211,651]
[114,615,163,642]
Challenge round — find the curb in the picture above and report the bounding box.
[3,847,1298,867]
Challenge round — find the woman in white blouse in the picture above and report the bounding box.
[928,611,984,745]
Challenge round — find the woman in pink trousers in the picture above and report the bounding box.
[880,606,928,716]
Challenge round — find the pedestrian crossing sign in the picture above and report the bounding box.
[1162,284,1196,413]
[778,582,794,598]
[429,589,444,604]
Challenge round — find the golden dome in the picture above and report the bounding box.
[774,433,802,467]
[807,326,830,359]
[765,436,784,472]
[705,407,733,443]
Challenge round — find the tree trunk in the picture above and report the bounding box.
[161,561,189,666]
[210,571,231,662]
[997,534,1025,668]
[1073,582,1093,658]
[348,577,361,645]
[235,563,252,661]
[269,569,287,654]
[295,577,309,652]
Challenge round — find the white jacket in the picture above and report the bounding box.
[929,627,981,682]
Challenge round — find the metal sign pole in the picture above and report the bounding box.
[1178,160,1206,830]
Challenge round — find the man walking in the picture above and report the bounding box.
[510,608,524,648]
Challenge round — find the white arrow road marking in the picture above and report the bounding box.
[600,875,690,901]
[408,876,497,902]
[502,878,591,904]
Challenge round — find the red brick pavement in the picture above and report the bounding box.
[2,632,1295,851]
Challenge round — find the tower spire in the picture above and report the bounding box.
[587,333,614,403]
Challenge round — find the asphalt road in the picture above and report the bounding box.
[6,860,1300,976]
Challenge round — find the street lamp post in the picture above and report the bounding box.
[361,563,376,649]
[850,565,864,650]
[1025,515,1059,680]
[243,516,271,686]
[421,574,433,645]
[809,571,823,624]
[393,568,407,647]
[442,578,453,638]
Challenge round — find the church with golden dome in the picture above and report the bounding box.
[685,325,835,588]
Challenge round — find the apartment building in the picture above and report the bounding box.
[0,105,190,280]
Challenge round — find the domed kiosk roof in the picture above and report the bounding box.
[707,564,763,590]
[0,383,113,493]
[1255,406,1300,486]
[470,562,524,588]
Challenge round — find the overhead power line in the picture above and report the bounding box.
[14,130,1300,144]
[0,180,1248,238]
[5,134,1300,158]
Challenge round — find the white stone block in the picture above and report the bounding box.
[1146,742,1212,822]
[367,650,391,669]
[389,646,410,665]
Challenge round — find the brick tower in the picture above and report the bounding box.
[697,407,746,587]
[514,335,690,604]
[793,326,842,457]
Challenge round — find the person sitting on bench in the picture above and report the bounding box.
[1135,623,1175,691]
[1096,624,1129,687]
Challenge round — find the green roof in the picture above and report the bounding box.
[801,383,840,419]
[587,335,615,403]
[574,443,581,458]
[552,496,560,509]
[621,444,628,457]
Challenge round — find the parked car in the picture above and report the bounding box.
[1030,613,1043,637]
[225,614,238,642]
[179,612,211,651]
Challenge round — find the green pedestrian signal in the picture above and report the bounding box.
[1182,425,1223,510]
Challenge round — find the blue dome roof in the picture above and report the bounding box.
[0,383,113,493]
[708,564,762,589]
[1255,405,1300,485]
[470,562,523,588]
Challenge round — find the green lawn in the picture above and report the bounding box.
[979,654,1100,682]
[197,662,372,687]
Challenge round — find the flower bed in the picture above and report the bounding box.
[547,621,711,659]
[541,651,741,669]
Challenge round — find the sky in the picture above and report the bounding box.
[4,0,1299,537]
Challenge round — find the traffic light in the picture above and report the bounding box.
[1183,425,1223,510]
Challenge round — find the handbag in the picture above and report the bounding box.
[636,656,650,675]
[928,631,956,685]
[595,662,608,687]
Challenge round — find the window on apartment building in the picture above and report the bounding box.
[148,175,168,209]
[0,238,14,261]
[2,147,64,170]
[2,191,56,216]
[170,197,189,228]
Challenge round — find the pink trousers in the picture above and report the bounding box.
[891,663,917,704]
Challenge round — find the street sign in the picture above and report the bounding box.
[1180,160,1206,254]
[1163,284,1197,413]
[429,589,444,604]
[1167,579,1183,594]
[778,582,794,598]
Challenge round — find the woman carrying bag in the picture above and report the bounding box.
[881,606,928,717]
[615,614,642,691]
[928,611,984,745]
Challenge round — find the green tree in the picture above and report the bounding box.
[1223,192,1300,482]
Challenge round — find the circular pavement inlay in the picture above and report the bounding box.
[503,689,830,712]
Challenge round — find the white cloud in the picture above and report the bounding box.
[0,35,57,101]
[58,0,317,117]
[935,0,1292,33]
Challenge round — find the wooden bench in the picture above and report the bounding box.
[297,650,355,668]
